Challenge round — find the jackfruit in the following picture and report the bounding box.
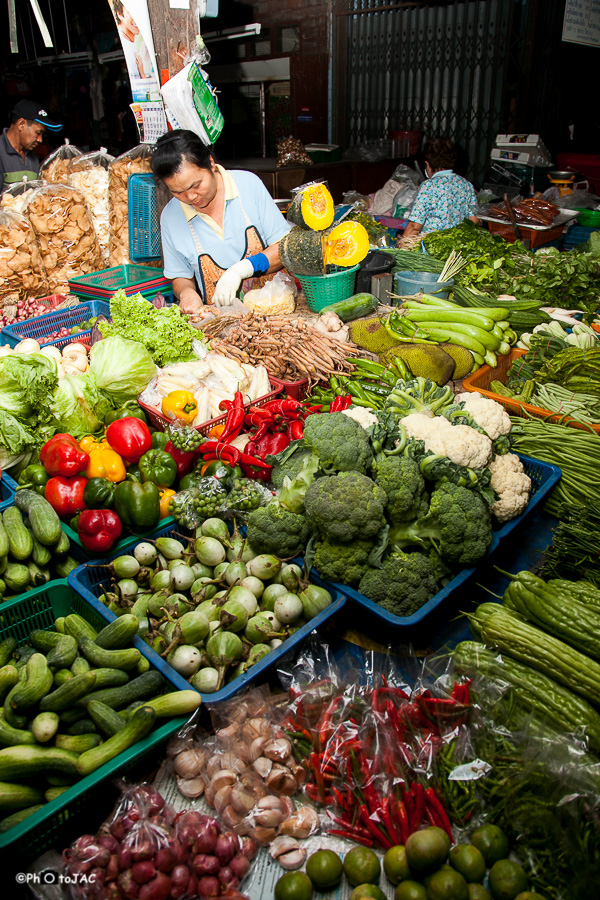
[379,344,455,385]
[438,343,475,380]
[348,316,400,353]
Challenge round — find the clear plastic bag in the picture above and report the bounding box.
[0,208,48,307]
[40,139,83,184]
[27,183,103,294]
[108,143,153,265]
[168,479,228,529]
[276,137,313,168]
[0,177,43,214]
[242,271,297,316]
[68,148,114,265]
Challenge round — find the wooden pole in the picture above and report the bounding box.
[146,0,202,80]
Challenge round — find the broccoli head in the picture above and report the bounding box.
[303,412,373,474]
[314,538,374,586]
[305,471,386,543]
[358,550,439,616]
[390,481,492,565]
[373,455,429,524]
[246,502,310,558]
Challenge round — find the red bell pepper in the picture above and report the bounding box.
[40,434,89,478]
[77,509,122,553]
[106,417,152,464]
[246,430,290,460]
[164,440,197,479]
[44,475,88,518]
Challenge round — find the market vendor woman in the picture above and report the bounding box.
[152,130,291,312]
[399,137,479,246]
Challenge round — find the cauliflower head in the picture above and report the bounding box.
[358,550,439,616]
[303,411,373,474]
[341,406,378,429]
[488,452,532,523]
[455,392,512,440]
[304,471,387,543]
[403,412,492,470]
[314,538,374,586]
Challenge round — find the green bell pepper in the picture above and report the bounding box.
[105,402,147,426]
[17,464,49,496]
[114,481,160,531]
[151,431,170,451]
[83,477,117,510]
[126,464,142,482]
[138,449,177,488]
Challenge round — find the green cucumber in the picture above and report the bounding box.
[319,292,379,322]
[64,615,98,645]
[94,615,139,650]
[0,517,9,559]
[55,733,103,753]
[79,671,164,710]
[71,656,91,676]
[87,700,128,737]
[27,561,50,586]
[53,669,74,687]
[44,787,69,802]
[0,666,18,704]
[80,637,140,671]
[66,718,97,735]
[76,706,156,776]
[4,563,31,593]
[39,672,97,712]
[0,639,16,669]
[9,653,53,711]
[30,631,78,669]
[135,656,151,675]
[0,745,79,780]
[87,668,129,690]
[59,707,88,725]
[14,646,36,669]
[0,710,36,746]
[0,783,44,811]
[14,491,62,546]
[52,530,71,556]
[54,556,79,578]
[2,507,33,560]
[0,803,45,830]
[31,712,60,743]
[31,534,52,568]
[123,690,201,719]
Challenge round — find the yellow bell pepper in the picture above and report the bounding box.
[80,435,110,454]
[86,446,127,483]
[158,487,177,519]
[161,391,198,425]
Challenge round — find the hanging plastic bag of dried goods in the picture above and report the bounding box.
[68,148,114,265]
[0,208,48,310]
[40,138,83,184]
[276,136,313,168]
[27,183,103,294]
[108,143,153,265]
[0,177,43,215]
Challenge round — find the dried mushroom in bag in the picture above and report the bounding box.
[28,183,102,294]
[276,136,313,168]
[40,138,83,184]
[0,177,43,215]
[69,148,114,265]
[0,208,48,306]
[108,143,153,265]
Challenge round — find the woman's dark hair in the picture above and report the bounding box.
[151,129,215,179]
[423,137,457,172]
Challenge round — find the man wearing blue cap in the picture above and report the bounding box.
[0,99,62,191]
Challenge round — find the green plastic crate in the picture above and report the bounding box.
[0,581,188,867]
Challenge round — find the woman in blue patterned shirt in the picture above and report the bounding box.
[399,137,479,246]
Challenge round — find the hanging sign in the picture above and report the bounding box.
[562,0,600,47]
[107,0,163,102]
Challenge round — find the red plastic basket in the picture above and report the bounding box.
[138,380,283,435]
[270,375,310,400]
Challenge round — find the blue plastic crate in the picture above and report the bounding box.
[68,525,346,704]
[561,224,600,250]
[0,471,18,511]
[493,454,561,540]
[128,173,161,262]
[1,300,110,348]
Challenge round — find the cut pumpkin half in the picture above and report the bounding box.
[287,183,335,231]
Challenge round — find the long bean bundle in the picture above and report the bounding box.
[510,417,600,516]
[541,507,600,588]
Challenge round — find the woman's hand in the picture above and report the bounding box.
[179,288,204,315]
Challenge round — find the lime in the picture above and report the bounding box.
[470,825,509,867]
[405,827,449,875]
[395,881,428,900]
[469,887,492,900]
[428,826,452,854]
[349,885,387,900]
[274,871,314,900]
[343,847,381,886]
[384,845,411,885]
[449,844,486,883]
[306,849,343,889]
[488,860,528,900]
[426,866,469,900]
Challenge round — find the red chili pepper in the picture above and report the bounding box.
[106,418,152,464]
[239,452,273,481]
[289,420,304,440]
[424,787,454,842]
[380,798,402,845]
[327,812,372,840]
[198,441,242,465]
[261,397,304,416]
[304,783,334,804]
[40,434,89,478]
[329,396,344,412]
[44,475,87,519]
[394,798,410,843]
[303,404,323,415]
[220,393,246,443]
[77,508,122,553]
[359,808,393,850]
[309,752,326,804]
[328,829,374,847]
